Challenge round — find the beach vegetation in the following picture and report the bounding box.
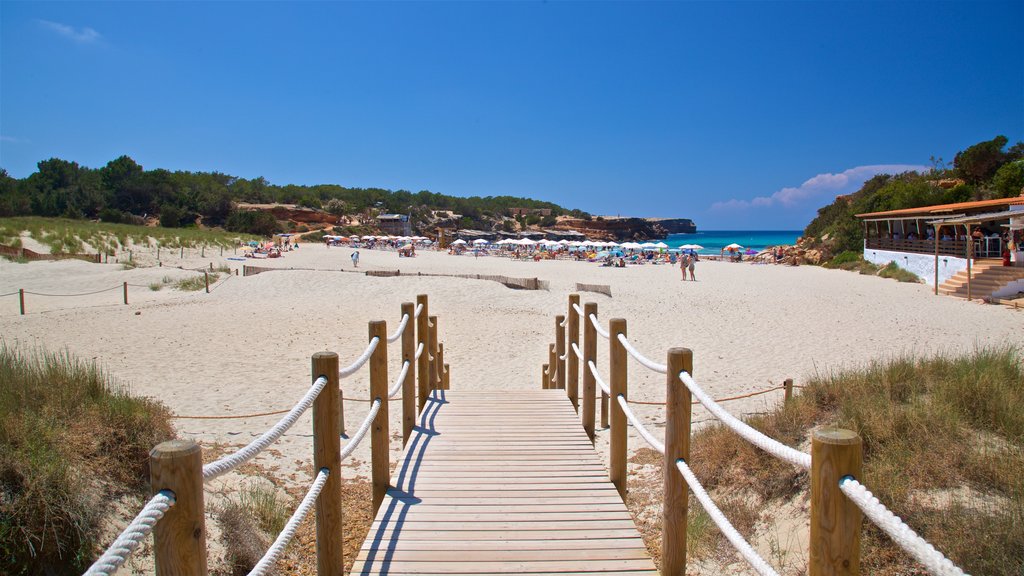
[0,345,173,575]
[690,348,1023,574]
[148,282,163,291]
[217,481,291,575]
[877,261,921,283]
[175,273,218,291]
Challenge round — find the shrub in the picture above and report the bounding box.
[824,250,862,268]
[878,261,921,283]
[175,273,218,291]
[0,345,173,575]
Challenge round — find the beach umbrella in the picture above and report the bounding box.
[472,239,488,245]
[654,242,669,249]
[519,238,537,245]
[724,243,743,252]
[621,242,642,250]
[451,239,467,245]
[605,241,620,247]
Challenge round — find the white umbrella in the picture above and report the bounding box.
[519,238,537,245]
[452,239,467,245]
[472,239,488,245]
[679,244,704,250]
[640,242,658,250]
[621,242,642,250]
[724,243,744,251]
[605,241,620,247]
[654,242,669,249]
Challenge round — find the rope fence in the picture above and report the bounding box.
[84,293,449,576]
[543,293,968,576]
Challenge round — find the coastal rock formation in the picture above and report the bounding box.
[235,203,340,225]
[554,217,693,241]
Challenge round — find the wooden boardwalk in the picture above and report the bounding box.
[351,390,657,575]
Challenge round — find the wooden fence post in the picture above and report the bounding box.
[437,343,445,390]
[542,364,549,389]
[429,315,439,392]
[582,302,597,442]
[810,428,863,576]
[663,348,692,575]
[369,321,390,513]
[311,352,343,576]
[204,272,210,293]
[547,344,557,389]
[443,364,450,389]
[416,295,430,411]
[401,302,416,446]
[123,282,128,305]
[555,315,566,390]
[567,294,580,411]
[784,378,794,403]
[609,317,627,499]
[180,246,184,259]
[19,289,25,315]
[150,440,207,576]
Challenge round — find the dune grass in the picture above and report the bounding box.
[0,345,173,575]
[0,216,258,255]
[691,348,1023,574]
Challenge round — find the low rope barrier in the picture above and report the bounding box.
[571,302,583,316]
[415,341,425,360]
[202,376,328,481]
[679,371,811,470]
[587,360,611,395]
[617,395,664,454]
[83,491,175,576]
[341,399,381,460]
[248,468,329,576]
[570,341,582,360]
[340,337,379,378]
[0,291,21,297]
[676,460,779,576]
[388,361,410,399]
[414,302,423,318]
[387,314,409,343]
[840,478,966,576]
[24,285,122,297]
[588,313,609,339]
[617,333,667,373]
[173,408,291,420]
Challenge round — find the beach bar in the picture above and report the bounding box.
[856,196,1024,299]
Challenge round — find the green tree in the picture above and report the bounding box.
[954,135,1009,184]
[992,160,1024,198]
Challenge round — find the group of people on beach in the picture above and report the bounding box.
[679,252,696,281]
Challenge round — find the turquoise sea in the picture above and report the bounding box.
[666,230,803,254]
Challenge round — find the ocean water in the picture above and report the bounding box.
[666,230,803,254]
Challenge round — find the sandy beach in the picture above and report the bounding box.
[2,242,1020,571]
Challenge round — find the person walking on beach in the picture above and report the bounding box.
[680,253,689,281]
[351,250,360,268]
[688,252,697,281]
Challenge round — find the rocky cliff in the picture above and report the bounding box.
[553,217,694,241]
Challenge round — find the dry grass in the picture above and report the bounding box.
[0,344,173,575]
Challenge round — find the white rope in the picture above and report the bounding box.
[840,478,967,576]
[587,360,611,396]
[248,468,330,576]
[414,303,424,318]
[341,399,381,460]
[84,491,175,576]
[340,337,379,378]
[388,360,410,399]
[679,372,811,470]
[559,316,568,327]
[676,460,780,576]
[414,342,424,360]
[571,342,582,360]
[617,395,665,454]
[387,314,409,343]
[559,353,567,361]
[572,302,583,317]
[203,376,328,481]
[588,313,609,339]
[617,333,667,373]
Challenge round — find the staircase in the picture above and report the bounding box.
[938,260,1024,300]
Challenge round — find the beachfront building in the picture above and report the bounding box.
[856,196,1024,300]
[377,214,411,236]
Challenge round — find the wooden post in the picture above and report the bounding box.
[437,343,445,390]
[204,272,210,293]
[567,294,580,411]
[809,428,863,576]
[933,225,940,295]
[443,364,450,389]
[311,352,343,576]
[429,315,439,392]
[542,364,549,389]
[966,227,973,301]
[609,317,627,498]
[582,302,597,442]
[201,245,205,258]
[123,282,128,305]
[784,378,794,402]
[416,295,430,411]
[547,344,557,389]
[368,321,390,512]
[663,348,692,576]
[157,245,160,260]
[19,289,24,315]
[150,440,207,576]
[180,246,184,258]
[555,315,566,390]
[401,302,416,446]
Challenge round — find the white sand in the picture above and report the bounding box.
[1,244,1019,570]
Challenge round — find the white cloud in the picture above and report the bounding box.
[38,19,101,43]
[0,135,21,143]
[709,164,929,212]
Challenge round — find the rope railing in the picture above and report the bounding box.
[542,293,966,576]
[248,468,329,576]
[340,337,379,378]
[617,333,667,373]
[203,375,329,481]
[840,478,966,576]
[22,285,123,297]
[679,371,811,470]
[83,491,175,576]
[86,294,446,576]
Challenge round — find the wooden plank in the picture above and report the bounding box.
[354,548,651,561]
[359,538,648,551]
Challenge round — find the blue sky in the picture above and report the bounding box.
[1,1,1021,230]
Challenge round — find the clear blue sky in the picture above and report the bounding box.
[2,1,1022,230]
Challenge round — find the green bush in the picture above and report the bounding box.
[823,250,862,268]
[878,261,921,283]
[0,345,173,575]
